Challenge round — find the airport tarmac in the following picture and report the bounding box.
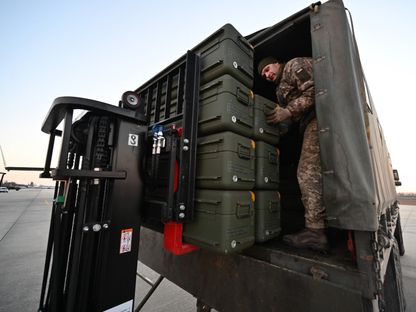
[0,188,415,312]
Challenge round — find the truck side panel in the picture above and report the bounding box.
[311,0,381,230]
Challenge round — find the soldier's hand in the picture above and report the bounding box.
[266,106,292,124]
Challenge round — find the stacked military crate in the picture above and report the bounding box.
[181,24,281,254]
[252,95,282,242]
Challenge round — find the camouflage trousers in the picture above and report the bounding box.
[297,118,325,229]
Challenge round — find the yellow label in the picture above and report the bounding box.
[250,191,256,202]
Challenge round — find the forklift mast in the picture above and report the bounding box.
[38,51,200,312]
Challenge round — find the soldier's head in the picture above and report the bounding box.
[258,57,279,82]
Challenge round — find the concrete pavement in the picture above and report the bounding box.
[0,189,415,311]
[0,189,197,312]
[0,189,51,312]
[400,205,416,311]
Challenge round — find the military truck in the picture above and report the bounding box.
[136,1,406,311]
[36,0,405,311]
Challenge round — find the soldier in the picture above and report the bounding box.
[258,56,328,252]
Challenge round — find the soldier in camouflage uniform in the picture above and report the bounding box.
[258,56,328,252]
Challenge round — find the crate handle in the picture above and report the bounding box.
[236,87,250,106]
[268,201,279,213]
[201,60,223,73]
[268,151,278,164]
[196,176,221,181]
[197,149,219,154]
[236,203,252,218]
[197,138,223,145]
[194,198,221,215]
[261,127,279,136]
[237,35,254,54]
[237,177,255,182]
[199,115,221,124]
[235,117,252,129]
[237,144,251,159]
[197,138,223,154]
[236,63,253,79]
[186,235,220,247]
[195,198,221,205]
[200,80,223,93]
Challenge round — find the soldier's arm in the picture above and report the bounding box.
[285,58,315,119]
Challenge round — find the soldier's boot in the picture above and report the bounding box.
[283,228,329,252]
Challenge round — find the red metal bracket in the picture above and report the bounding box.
[347,230,356,261]
[163,222,199,255]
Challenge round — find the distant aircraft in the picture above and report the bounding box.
[0,172,5,187]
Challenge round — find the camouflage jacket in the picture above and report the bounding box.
[275,57,315,122]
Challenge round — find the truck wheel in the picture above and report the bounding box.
[383,241,406,311]
[394,213,405,256]
[360,298,375,312]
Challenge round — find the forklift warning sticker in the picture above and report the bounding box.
[103,299,133,312]
[120,228,133,254]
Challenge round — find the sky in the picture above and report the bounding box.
[0,0,415,192]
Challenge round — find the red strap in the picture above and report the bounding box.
[347,230,356,261]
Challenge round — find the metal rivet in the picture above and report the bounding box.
[179,213,185,219]
[259,127,264,134]
[315,55,326,63]
[92,224,101,232]
[232,175,238,182]
[233,61,238,69]
[82,226,89,232]
[231,240,237,248]
[179,204,186,211]
[231,116,237,123]
[316,89,327,96]
[313,23,322,31]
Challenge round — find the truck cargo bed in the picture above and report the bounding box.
[138,227,370,312]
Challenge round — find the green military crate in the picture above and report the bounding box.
[199,74,254,137]
[194,24,254,88]
[138,24,253,125]
[255,191,281,242]
[183,190,255,254]
[253,94,280,145]
[255,141,279,190]
[196,131,255,190]
[146,79,180,124]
